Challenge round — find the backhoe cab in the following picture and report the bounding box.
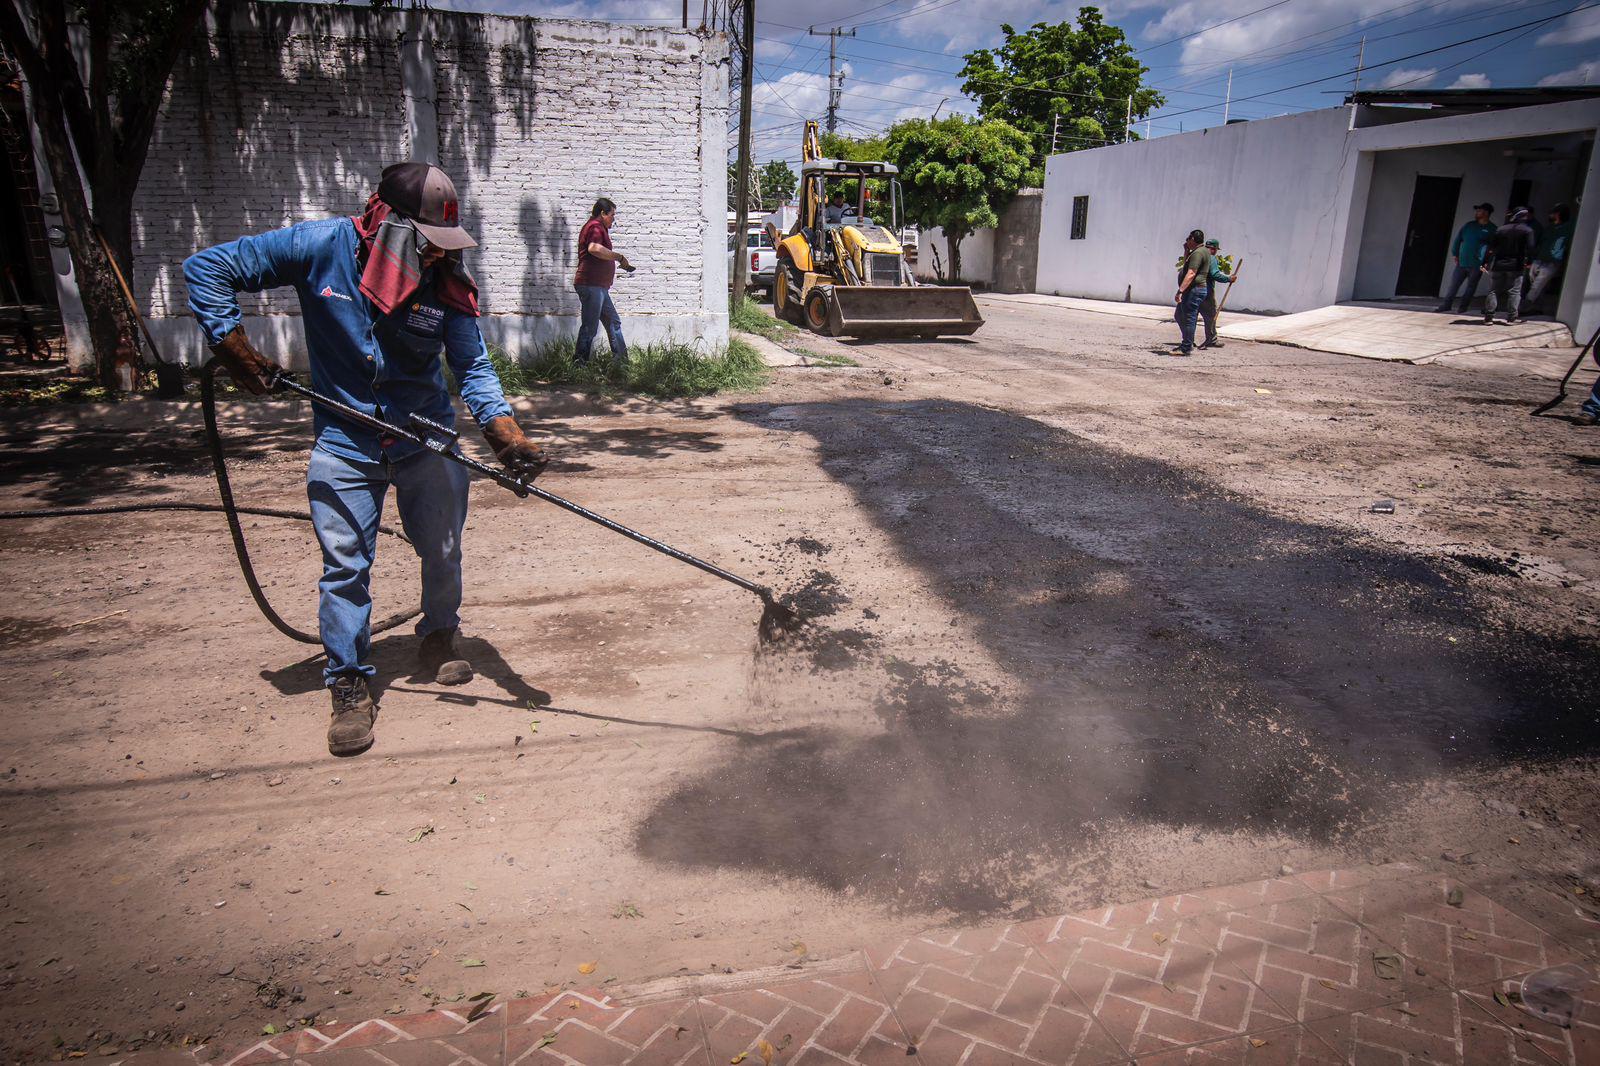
[770,122,983,340]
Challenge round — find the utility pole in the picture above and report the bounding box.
[1123,95,1132,143]
[731,0,754,302]
[809,25,855,134]
[1223,66,1233,124]
[1353,35,1366,93]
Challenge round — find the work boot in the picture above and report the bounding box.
[328,675,378,756]
[418,627,474,686]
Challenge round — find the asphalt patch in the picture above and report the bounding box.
[638,400,1600,915]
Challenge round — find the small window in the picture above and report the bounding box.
[1070,195,1089,240]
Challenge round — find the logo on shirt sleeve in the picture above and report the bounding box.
[320,285,353,302]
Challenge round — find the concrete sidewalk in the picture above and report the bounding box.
[1218,304,1573,364]
[113,865,1600,1066]
[983,293,1576,367]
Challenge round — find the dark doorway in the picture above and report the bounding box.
[1508,178,1533,215]
[1395,174,1461,297]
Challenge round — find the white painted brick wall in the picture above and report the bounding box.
[121,2,729,368]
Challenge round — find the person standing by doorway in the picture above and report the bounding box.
[1437,203,1495,314]
[573,197,634,367]
[1526,203,1573,314]
[1480,207,1535,325]
[1198,237,1236,350]
[1173,229,1211,356]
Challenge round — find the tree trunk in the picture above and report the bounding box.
[947,229,963,285]
[25,67,127,390]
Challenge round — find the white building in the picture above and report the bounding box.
[29,2,730,369]
[1035,88,1600,341]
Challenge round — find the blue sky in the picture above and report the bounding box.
[424,0,1600,166]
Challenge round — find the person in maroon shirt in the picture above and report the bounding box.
[572,197,634,366]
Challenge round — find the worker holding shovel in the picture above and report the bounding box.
[184,162,548,757]
[1199,238,1238,350]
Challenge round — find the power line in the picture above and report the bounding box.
[851,0,969,30]
[1134,0,1299,55]
[1149,0,1594,123]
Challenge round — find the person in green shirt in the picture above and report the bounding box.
[1436,203,1496,314]
[1172,229,1212,356]
[1526,202,1574,312]
[1199,237,1237,349]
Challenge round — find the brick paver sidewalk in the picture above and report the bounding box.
[101,866,1600,1065]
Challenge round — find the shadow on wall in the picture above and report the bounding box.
[140,2,413,320]
[518,195,576,315]
[634,399,1600,916]
[143,5,550,322]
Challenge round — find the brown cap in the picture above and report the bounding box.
[377,162,477,250]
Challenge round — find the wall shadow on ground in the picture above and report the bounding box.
[0,417,308,506]
[634,399,1600,914]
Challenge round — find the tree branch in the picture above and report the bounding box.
[34,0,97,172]
[0,0,46,87]
[115,0,209,188]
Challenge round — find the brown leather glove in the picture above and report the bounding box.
[211,326,277,395]
[483,415,548,480]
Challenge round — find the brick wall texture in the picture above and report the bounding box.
[132,2,730,360]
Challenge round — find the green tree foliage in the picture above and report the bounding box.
[818,130,888,162]
[757,160,797,209]
[885,115,1031,283]
[959,7,1164,175]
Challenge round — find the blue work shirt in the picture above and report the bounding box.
[1450,220,1496,269]
[183,216,513,463]
[1207,259,1233,287]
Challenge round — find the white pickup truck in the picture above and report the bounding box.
[729,225,777,299]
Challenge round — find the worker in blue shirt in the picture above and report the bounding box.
[1437,203,1496,314]
[1199,237,1237,350]
[185,162,547,757]
[1526,203,1574,313]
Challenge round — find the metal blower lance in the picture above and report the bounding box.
[200,361,803,644]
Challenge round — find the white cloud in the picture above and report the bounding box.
[1378,67,1436,88]
[1447,73,1490,88]
[1143,0,1495,76]
[1536,5,1600,46]
[1539,59,1600,86]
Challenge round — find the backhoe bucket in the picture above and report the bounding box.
[825,285,983,339]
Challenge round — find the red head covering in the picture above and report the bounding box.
[353,192,479,317]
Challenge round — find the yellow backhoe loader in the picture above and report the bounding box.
[769,122,983,340]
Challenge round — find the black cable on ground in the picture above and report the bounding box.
[0,500,408,536]
[0,360,422,647]
[196,359,420,644]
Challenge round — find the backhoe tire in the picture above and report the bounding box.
[804,288,834,336]
[775,271,804,325]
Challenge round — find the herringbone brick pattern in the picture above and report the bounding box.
[101,869,1600,1066]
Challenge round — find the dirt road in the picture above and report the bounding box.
[2,297,1597,1062]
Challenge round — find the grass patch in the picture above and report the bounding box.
[0,375,111,408]
[804,350,858,367]
[729,295,795,342]
[488,337,767,400]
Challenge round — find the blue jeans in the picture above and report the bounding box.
[1177,286,1208,352]
[1438,263,1481,311]
[1484,270,1523,320]
[1583,376,1600,419]
[307,445,469,683]
[575,284,627,364]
